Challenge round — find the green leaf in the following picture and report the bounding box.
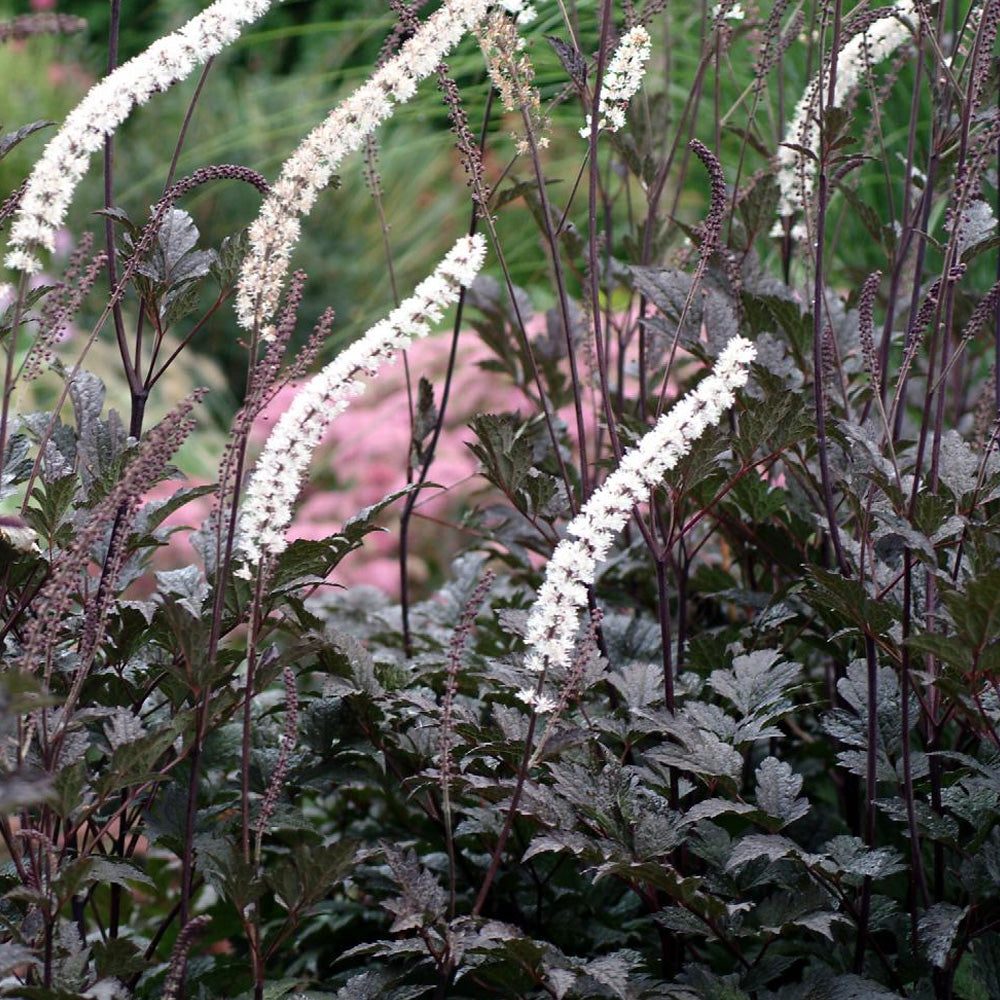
[92,937,151,981]
[736,369,812,460]
[651,730,743,783]
[467,412,536,495]
[161,278,204,327]
[944,569,1000,663]
[800,973,901,999]
[822,835,906,880]
[737,172,780,240]
[95,716,188,797]
[267,839,358,914]
[93,205,140,237]
[198,836,264,911]
[971,934,1000,999]
[157,565,209,616]
[136,208,213,289]
[25,473,78,540]
[0,766,50,811]
[545,34,587,89]
[684,798,758,824]
[212,229,249,287]
[677,966,751,1000]
[725,833,803,872]
[268,484,426,593]
[727,474,787,522]
[740,291,811,356]
[323,971,426,1000]
[822,106,853,148]
[906,633,973,674]
[723,122,773,159]
[410,376,437,464]
[960,231,1000,264]
[582,952,637,1000]
[709,648,801,719]
[381,845,447,933]
[53,856,153,902]
[144,483,217,532]
[86,856,155,887]
[0,942,39,975]
[495,177,542,210]
[0,284,56,338]
[840,189,885,248]
[607,661,664,710]
[315,628,382,697]
[232,980,301,1000]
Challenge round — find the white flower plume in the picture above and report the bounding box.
[5,0,279,274]
[773,0,917,240]
[235,0,490,332]
[580,25,651,138]
[523,337,757,676]
[516,687,558,714]
[237,234,487,570]
[499,0,541,24]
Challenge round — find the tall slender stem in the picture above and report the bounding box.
[587,0,624,471]
[102,0,143,420]
[399,85,495,655]
[811,0,847,576]
[0,274,28,487]
[520,112,590,500]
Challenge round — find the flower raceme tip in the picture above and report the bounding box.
[580,25,651,138]
[772,0,917,239]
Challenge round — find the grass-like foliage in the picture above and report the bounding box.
[1,1,1000,998]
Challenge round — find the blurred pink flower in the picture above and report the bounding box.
[149,313,687,597]
[251,333,521,592]
[31,0,57,10]
[147,334,523,594]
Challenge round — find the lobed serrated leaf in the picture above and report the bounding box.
[755,757,809,828]
[918,903,967,969]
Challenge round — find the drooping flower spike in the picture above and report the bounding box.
[237,234,487,571]
[772,0,917,240]
[522,336,757,679]
[5,0,280,274]
[235,0,491,332]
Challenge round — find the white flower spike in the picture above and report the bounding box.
[5,0,280,274]
[523,337,757,677]
[499,0,541,24]
[516,688,559,714]
[773,0,917,240]
[580,25,651,138]
[237,234,487,571]
[235,0,491,332]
